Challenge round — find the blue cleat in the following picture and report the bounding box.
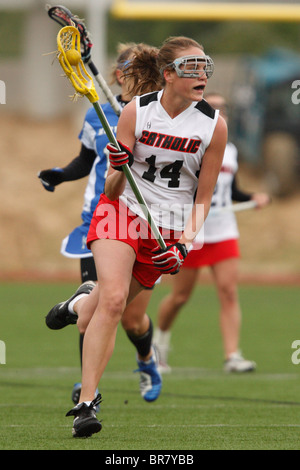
[135,348,162,402]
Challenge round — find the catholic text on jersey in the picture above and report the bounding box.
[138,130,202,154]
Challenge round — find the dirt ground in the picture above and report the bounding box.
[0,113,299,284]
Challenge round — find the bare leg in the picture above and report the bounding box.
[78,239,139,402]
[154,267,199,367]
[121,288,154,361]
[211,258,240,359]
[157,267,199,331]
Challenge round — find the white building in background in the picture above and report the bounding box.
[0,0,112,119]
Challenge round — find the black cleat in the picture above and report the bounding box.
[71,382,101,412]
[45,281,96,330]
[66,393,102,438]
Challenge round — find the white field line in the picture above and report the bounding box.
[0,367,298,381]
[1,423,300,428]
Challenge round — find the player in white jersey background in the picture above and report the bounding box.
[45,37,228,438]
[154,93,270,373]
[39,43,154,406]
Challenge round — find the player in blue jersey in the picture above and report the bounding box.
[39,43,154,407]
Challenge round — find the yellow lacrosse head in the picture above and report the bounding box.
[57,25,99,103]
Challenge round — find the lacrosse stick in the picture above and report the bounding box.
[57,25,166,250]
[209,200,258,216]
[46,4,121,116]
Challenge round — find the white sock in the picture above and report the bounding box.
[76,400,91,408]
[68,293,89,314]
[153,328,171,364]
[153,328,171,347]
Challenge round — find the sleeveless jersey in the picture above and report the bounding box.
[119,90,219,231]
[193,142,239,246]
[60,99,122,258]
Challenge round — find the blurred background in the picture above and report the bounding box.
[0,0,299,282]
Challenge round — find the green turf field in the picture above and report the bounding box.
[0,281,299,450]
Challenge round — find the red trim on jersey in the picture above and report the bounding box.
[220,165,235,174]
[183,239,240,269]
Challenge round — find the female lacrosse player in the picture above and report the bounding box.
[154,92,270,374]
[46,37,227,438]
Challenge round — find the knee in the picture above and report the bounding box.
[121,315,141,334]
[218,283,238,305]
[77,289,128,334]
[121,303,144,333]
[121,315,134,332]
[77,319,87,335]
[102,290,128,322]
[171,291,190,309]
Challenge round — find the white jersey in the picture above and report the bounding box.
[120,90,219,231]
[193,142,239,246]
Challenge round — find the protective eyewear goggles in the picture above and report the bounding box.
[162,55,214,79]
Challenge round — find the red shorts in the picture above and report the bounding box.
[183,238,240,269]
[87,194,181,288]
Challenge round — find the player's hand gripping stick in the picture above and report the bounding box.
[106,142,134,171]
[152,243,188,275]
